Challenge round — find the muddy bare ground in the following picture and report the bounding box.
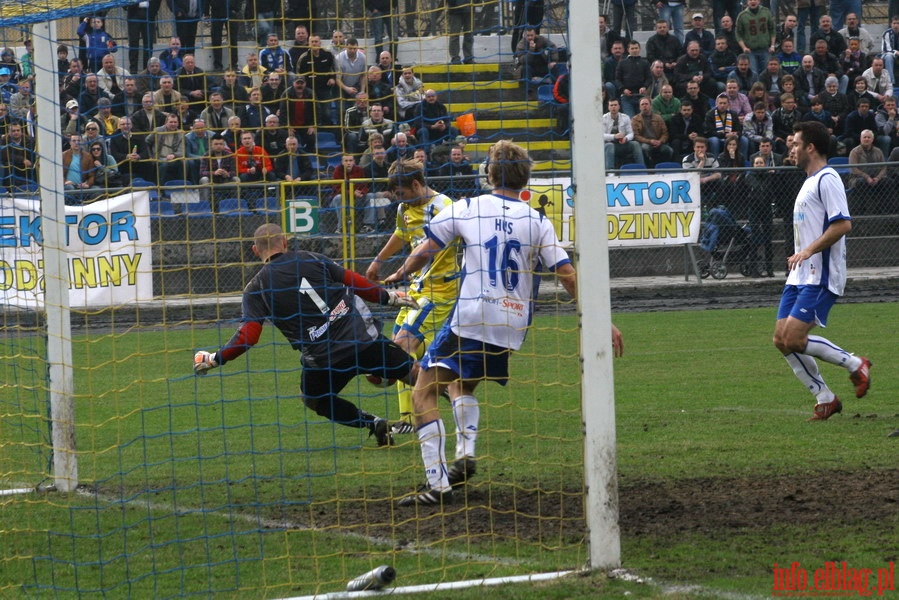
[267,469,899,546]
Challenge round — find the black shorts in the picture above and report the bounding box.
[301,336,413,401]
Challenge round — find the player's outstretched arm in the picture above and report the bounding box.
[383,238,441,285]
[365,234,405,281]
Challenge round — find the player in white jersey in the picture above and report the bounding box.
[384,140,624,507]
[773,121,871,422]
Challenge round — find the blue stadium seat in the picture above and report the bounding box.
[259,196,281,214]
[827,156,850,176]
[218,198,252,216]
[537,84,555,105]
[317,132,341,154]
[619,163,648,173]
[162,179,199,204]
[326,154,343,171]
[654,162,682,171]
[149,200,175,218]
[184,201,213,216]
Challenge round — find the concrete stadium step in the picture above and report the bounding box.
[446,100,541,113]
[466,140,569,153]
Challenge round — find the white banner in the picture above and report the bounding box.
[0,191,153,309]
[522,173,702,249]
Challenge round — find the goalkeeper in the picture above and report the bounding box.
[364,158,461,434]
[193,223,419,447]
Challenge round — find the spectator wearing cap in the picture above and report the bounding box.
[90,97,120,137]
[0,67,18,104]
[684,13,715,55]
[62,99,88,139]
[76,17,117,74]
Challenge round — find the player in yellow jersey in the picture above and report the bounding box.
[365,158,461,434]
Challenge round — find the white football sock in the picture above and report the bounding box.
[785,352,835,404]
[805,335,861,371]
[417,419,449,491]
[452,395,479,460]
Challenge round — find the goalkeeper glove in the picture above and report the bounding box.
[386,290,419,309]
[194,350,219,376]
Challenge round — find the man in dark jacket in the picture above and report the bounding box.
[167,0,205,54]
[126,0,162,74]
[615,40,651,117]
[646,19,681,78]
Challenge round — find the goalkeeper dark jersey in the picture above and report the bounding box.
[222,250,385,367]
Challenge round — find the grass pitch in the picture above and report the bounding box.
[0,302,896,599]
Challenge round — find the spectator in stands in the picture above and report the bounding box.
[439,145,478,198]
[360,146,393,232]
[610,0,637,41]
[706,92,744,155]
[674,40,716,97]
[168,0,203,55]
[1,122,35,187]
[239,87,265,131]
[599,14,626,60]
[775,13,798,53]
[77,17,117,74]
[200,91,234,133]
[778,73,808,111]
[678,80,709,121]
[260,33,292,74]
[153,75,181,114]
[259,113,288,159]
[158,37,183,78]
[553,70,571,137]
[61,58,83,103]
[222,115,244,151]
[386,130,414,164]
[296,35,337,126]
[175,99,199,131]
[743,101,773,155]
[710,35,738,85]
[681,137,721,197]
[812,39,847,95]
[809,14,847,58]
[342,91,369,153]
[288,24,310,73]
[652,84,681,122]
[777,38,801,74]
[727,53,759,94]
[62,99,87,139]
[794,54,826,104]
[199,133,238,185]
[750,136,783,166]
[8,79,33,122]
[603,98,643,169]
[63,133,95,190]
[113,77,142,118]
[821,76,850,132]
[684,13,715,55]
[758,57,785,107]
[848,129,888,214]
[511,0,545,52]
[329,153,367,231]
[656,0,686,44]
[875,96,899,153]
[108,115,150,184]
[236,129,276,183]
[603,40,626,101]
[668,102,704,159]
[91,97,119,137]
[415,89,454,147]
[185,118,213,183]
[447,0,475,65]
[81,119,106,153]
[336,38,368,119]
[735,0,775,75]
[281,76,317,151]
[57,44,70,85]
[714,133,744,205]
[724,79,752,118]
[367,67,394,119]
[78,73,112,118]
[87,139,121,188]
[772,92,803,153]
[359,132,385,169]
[131,93,167,141]
[862,57,892,107]
[246,0,279,48]
[882,16,899,82]
[838,37,867,90]
[360,103,395,152]
[846,75,877,113]
[148,112,186,183]
[219,69,249,110]
[615,40,650,117]
[647,60,669,99]
[273,135,313,182]
[395,66,424,121]
[136,57,164,95]
[747,80,769,109]
[96,53,128,97]
[240,52,266,93]
[646,19,681,78]
[514,28,558,97]
[632,96,674,167]
[838,13,875,57]
[718,14,742,54]
[176,54,208,108]
[801,95,837,152]
[260,71,286,109]
[841,95,878,151]
[378,51,400,88]
[209,0,241,71]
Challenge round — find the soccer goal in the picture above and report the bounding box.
[0,1,618,596]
